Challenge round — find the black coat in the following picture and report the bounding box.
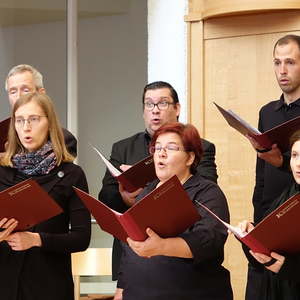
[62,128,77,157]
[252,95,300,222]
[245,182,300,300]
[99,130,218,279]
[0,162,91,300]
[118,173,233,300]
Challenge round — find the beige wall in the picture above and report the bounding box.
[186,2,300,299]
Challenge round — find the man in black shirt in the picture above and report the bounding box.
[245,34,300,300]
[5,64,77,156]
[99,81,218,300]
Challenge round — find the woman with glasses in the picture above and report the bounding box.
[0,92,91,300]
[117,122,233,300]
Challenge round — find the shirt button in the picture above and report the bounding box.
[57,171,64,178]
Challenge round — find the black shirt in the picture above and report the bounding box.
[118,173,233,300]
[252,95,300,222]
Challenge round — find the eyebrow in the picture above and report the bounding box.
[145,97,170,101]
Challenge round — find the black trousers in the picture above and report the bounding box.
[245,264,263,300]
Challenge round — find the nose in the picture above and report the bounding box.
[16,90,22,99]
[158,147,167,157]
[22,120,31,130]
[152,104,160,113]
[279,63,287,75]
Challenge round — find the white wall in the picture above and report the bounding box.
[0,20,67,123]
[78,0,147,199]
[0,22,67,126]
[148,0,188,122]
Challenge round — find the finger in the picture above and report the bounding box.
[128,188,143,197]
[0,218,8,227]
[6,221,18,235]
[4,218,17,228]
[270,252,284,261]
[146,228,154,236]
[118,183,125,193]
[238,220,249,232]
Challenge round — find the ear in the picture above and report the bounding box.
[186,151,195,167]
[37,87,46,94]
[175,103,181,118]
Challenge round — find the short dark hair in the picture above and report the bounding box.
[142,81,179,104]
[150,122,203,174]
[273,34,300,56]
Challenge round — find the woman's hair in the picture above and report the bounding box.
[1,92,74,166]
[150,122,203,174]
[289,129,300,149]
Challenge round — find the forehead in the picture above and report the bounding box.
[8,71,35,88]
[274,41,300,59]
[144,88,172,100]
[156,132,181,143]
[15,100,44,116]
[292,140,300,151]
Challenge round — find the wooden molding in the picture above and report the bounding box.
[185,0,300,21]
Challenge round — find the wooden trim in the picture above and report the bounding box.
[188,20,205,136]
[204,10,300,39]
[187,22,192,123]
[186,0,300,21]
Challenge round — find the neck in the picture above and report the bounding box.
[156,172,192,188]
[179,173,193,185]
[283,90,300,105]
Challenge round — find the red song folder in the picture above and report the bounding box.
[92,145,157,192]
[214,102,300,153]
[0,179,63,231]
[0,118,10,152]
[74,175,200,242]
[197,193,300,255]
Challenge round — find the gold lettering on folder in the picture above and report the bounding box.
[8,183,31,196]
[276,199,299,218]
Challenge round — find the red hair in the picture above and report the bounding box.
[150,122,203,174]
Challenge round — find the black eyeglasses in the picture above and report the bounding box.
[144,101,174,111]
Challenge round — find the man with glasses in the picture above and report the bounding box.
[4,64,77,156]
[99,81,217,300]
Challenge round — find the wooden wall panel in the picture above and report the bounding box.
[187,7,300,300]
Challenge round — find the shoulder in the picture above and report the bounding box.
[56,162,87,185]
[112,132,146,150]
[62,128,77,156]
[200,138,215,152]
[0,166,15,186]
[185,172,225,198]
[60,162,85,175]
[62,128,77,142]
[259,99,280,114]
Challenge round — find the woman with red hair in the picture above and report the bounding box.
[117,122,233,300]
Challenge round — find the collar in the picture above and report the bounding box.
[144,129,152,144]
[274,94,300,111]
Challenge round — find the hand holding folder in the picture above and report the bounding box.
[214,102,300,153]
[92,145,157,192]
[0,179,63,231]
[74,175,201,243]
[197,193,300,255]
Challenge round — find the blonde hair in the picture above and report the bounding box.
[1,92,74,166]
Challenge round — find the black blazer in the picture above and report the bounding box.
[0,163,91,300]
